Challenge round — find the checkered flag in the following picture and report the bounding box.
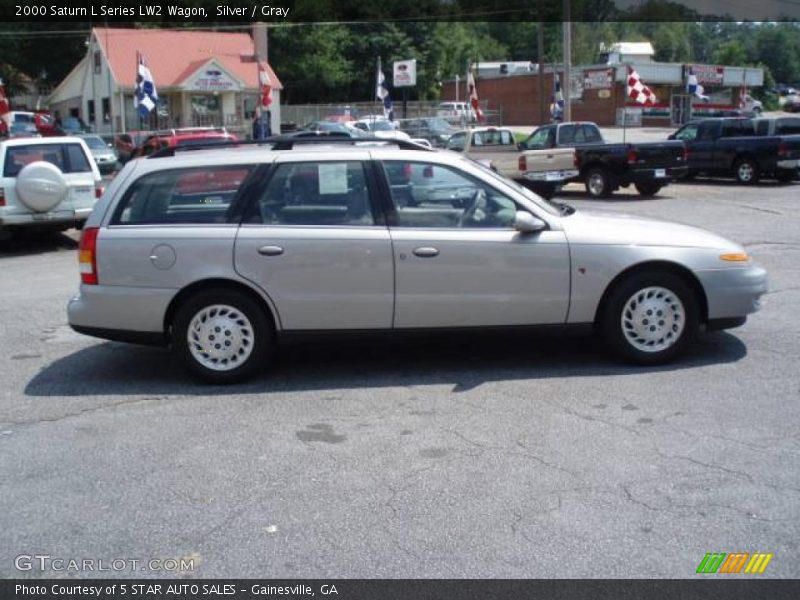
[627,66,657,106]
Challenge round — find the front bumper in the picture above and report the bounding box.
[695,263,768,320]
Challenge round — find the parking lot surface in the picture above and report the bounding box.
[1,178,798,578]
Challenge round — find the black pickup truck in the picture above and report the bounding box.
[518,121,688,198]
[669,118,800,183]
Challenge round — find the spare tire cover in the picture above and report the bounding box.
[15,161,69,213]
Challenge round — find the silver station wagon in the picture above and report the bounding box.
[67,138,768,383]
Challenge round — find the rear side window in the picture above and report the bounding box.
[776,119,800,135]
[247,161,376,226]
[3,143,92,177]
[112,165,254,225]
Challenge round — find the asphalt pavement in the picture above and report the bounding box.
[0,177,798,578]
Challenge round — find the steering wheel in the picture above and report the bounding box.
[458,188,487,227]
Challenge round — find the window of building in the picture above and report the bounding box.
[93,51,102,75]
[87,100,96,124]
[102,98,111,123]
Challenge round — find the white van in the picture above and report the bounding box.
[436,102,477,125]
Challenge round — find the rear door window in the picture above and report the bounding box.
[111,165,255,225]
[247,161,377,226]
[3,143,92,177]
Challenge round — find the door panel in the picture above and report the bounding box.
[390,228,570,328]
[234,159,394,331]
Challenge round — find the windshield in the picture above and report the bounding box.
[83,136,108,150]
[371,121,395,131]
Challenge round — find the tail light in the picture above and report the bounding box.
[95,185,105,199]
[573,151,581,168]
[627,149,638,164]
[683,145,689,162]
[778,141,789,158]
[518,155,527,171]
[78,227,99,285]
[0,187,5,207]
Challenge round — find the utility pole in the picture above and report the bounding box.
[538,21,546,124]
[253,22,268,62]
[562,0,572,122]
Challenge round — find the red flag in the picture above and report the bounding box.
[467,70,484,123]
[258,63,273,109]
[626,66,657,107]
[0,78,10,115]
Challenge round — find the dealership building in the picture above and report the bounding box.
[47,27,282,135]
[442,43,763,127]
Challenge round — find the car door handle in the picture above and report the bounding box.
[257,245,284,256]
[413,246,439,258]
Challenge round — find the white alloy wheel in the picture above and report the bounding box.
[621,286,685,353]
[737,161,755,183]
[186,304,255,371]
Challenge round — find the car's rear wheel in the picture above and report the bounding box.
[634,182,663,197]
[173,289,272,383]
[585,167,611,198]
[734,157,760,184]
[602,272,699,365]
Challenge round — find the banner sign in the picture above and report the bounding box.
[687,64,724,85]
[584,68,613,89]
[393,59,417,88]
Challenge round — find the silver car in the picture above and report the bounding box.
[67,139,767,383]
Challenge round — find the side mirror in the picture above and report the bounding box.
[667,133,676,140]
[516,142,523,151]
[513,211,546,233]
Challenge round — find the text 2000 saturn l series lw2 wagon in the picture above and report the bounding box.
[67,138,768,383]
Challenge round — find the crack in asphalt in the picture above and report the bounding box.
[0,395,176,427]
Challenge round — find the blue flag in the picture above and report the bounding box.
[134,53,158,118]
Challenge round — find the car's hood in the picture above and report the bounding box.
[561,209,742,252]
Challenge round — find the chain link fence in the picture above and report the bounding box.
[280,101,501,131]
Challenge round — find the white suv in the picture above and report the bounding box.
[0,137,102,236]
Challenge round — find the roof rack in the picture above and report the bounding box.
[148,135,435,158]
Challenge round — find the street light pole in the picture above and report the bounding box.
[562,0,572,122]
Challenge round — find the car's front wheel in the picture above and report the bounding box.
[173,289,272,383]
[601,272,699,365]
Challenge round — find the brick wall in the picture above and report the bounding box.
[441,72,622,127]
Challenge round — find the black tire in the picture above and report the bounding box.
[601,271,699,365]
[634,182,663,197]
[173,289,273,384]
[734,157,760,184]
[585,167,611,198]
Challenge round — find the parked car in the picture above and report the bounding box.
[436,101,477,125]
[669,118,800,183]
[783,96,800,113]
[131,128,239,158]
[325,106,359,123]
[33,112,60,136]
[7,122,41,139]
[0,137,102,236]
[350,119,411,140]
[58,116,91,135]
[397,117,458,147]
[445,126,577,200]
[79,134,119,174]
[114,131,152,163]
[67,136,767,383]
[295,121,365,138]
[519,121,688,198]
